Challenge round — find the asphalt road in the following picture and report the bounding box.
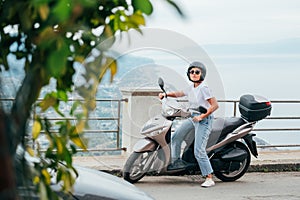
[135,172,300,200]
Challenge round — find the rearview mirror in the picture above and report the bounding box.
[158,77,167,98]
[158,77,164,90]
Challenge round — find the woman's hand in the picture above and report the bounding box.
[193,115,204,122]
[158,93,166,99]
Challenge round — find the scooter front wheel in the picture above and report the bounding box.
[123,152,155,183]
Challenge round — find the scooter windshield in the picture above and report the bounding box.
[161,98,189,117]
[163,98,181,109]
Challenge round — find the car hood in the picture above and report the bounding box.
[72,166,153,200]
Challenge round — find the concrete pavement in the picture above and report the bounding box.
[135,172,300,200]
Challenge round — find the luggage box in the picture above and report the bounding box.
[239,94,272,122]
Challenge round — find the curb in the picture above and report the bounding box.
[248,163,300,173]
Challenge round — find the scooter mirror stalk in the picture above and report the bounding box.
[158,77,167,98]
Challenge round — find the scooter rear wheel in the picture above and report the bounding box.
[213,141,251,182]
[123,152,155,183]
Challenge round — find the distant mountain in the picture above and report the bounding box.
[95,54,156,99]
[203,38,300,55]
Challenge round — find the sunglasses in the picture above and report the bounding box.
[189,70,201,75]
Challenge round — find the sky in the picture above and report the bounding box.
[146,0,300,45]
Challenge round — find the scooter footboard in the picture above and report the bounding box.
[133,138,158,153]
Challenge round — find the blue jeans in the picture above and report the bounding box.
[171,115,214,176]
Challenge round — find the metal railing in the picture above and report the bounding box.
[1,98,300,151]
[218,99,300,149]
[0,98,128,153]
[37,98,128,152]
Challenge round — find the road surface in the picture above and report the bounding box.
[135,172,300,200]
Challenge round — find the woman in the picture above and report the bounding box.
[158,61,219,187]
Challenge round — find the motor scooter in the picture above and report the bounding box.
[123,78,271,183]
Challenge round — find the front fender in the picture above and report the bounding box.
[133,138,158,153]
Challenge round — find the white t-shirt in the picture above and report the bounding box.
[183,83,213,109]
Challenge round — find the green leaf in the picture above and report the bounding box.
[39,94,57,111]
[42,169,51,185]
[52,0,72,22]
[98,57,117,82]
[56,60,75,91]
[132,0,153,15]
[165,0,185,17]
[70,101,81,115]
[75,120,85,134]
[56,168,63,183]
[32,120,42,140]
[26,147,35,157]
[55,107,65,117]
[57,90,68,102]
[70,135,87,150]
[98,25,115,50]
[64,149,72,167]
[38,4,50,21]
[55,137,64,155]
[109,59,117,82]
[19,6,33,31]
[129,11,145,26]
[70,144,77,154]
[46,40,69,78]
[113,11,121,31]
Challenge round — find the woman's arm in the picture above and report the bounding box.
[193,97,219,121]
[158,91,185,99]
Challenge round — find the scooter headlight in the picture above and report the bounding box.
[163,107,176,116]
[146,130,160,137]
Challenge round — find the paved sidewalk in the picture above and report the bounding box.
[73,150,300,173]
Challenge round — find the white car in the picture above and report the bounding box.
[16,147,153,200]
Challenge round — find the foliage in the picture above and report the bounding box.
[0,0,182,199]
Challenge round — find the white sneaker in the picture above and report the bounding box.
[201,178,215,187]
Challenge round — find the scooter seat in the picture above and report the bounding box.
[222,117,246,139]
[187,117,247,151]
[210,117,246,143]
